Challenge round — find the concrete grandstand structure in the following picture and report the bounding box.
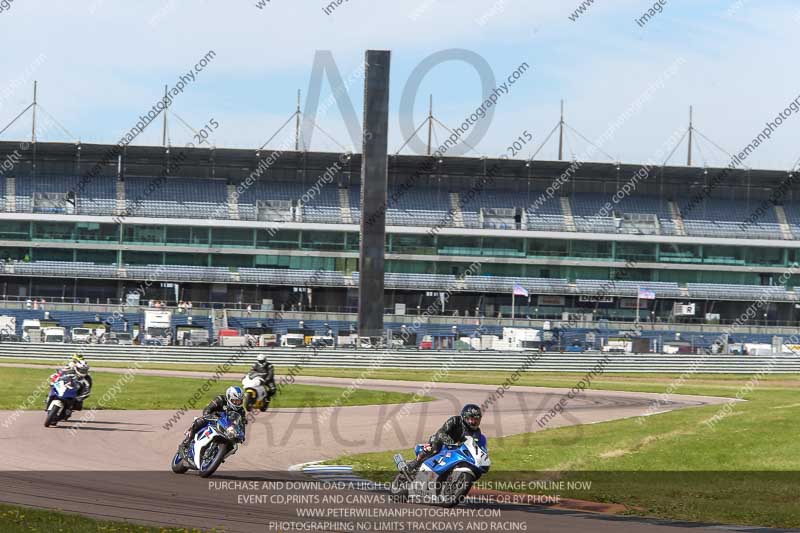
[0,139,799,334]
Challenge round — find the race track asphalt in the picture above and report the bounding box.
[0,366,744,532]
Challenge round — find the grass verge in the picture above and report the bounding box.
[326,373,800,528]
[0,366,430,411]
[0,504,214,532]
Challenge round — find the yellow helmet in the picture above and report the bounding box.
[71,353,84,363]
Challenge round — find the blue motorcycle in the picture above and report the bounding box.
[171,411,246,478]
[391,435,491,507]
[44,372,82,427]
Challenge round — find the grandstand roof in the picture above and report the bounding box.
[0,140,791,189]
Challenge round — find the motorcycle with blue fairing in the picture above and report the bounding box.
[391,435,491,507]
[44,372,83,427]
[171,412,245,478]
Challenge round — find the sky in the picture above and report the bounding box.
[1,0,799,170]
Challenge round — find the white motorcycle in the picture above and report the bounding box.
[241,372,269,412]
[171,412,245,478]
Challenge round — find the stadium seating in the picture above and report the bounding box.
[2,174,797,241]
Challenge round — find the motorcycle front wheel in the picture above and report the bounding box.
[171,451,189,474]
[44,404,59,428]
[199,441,230,478]
[439,471,474,508]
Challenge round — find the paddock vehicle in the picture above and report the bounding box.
[171,412,245,478]
[391,435,491,508]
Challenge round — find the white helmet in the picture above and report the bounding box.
[225,386,244,409]
[73,360,89,377]
[256,354,268,365]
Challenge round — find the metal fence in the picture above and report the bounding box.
[1,343,799,373]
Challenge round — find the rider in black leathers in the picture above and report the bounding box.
[402,404,483,475]
[180,386,247,452]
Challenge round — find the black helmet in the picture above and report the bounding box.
[461,404,482,430]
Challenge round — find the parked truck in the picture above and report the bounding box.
[0,315,16,339]
[22,319,41,342]
[42,326,67,344]
[143,309,173,345]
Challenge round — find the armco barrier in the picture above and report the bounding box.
[0,343,799,373]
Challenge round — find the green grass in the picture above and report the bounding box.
[326,373,800,529]
[0,366,430,411]
[0,504,214,532]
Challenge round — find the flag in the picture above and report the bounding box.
[638,288,656,300]
[513,284,529,297]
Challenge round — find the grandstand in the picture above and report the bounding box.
[0,140,799,340]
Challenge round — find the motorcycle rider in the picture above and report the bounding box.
[402,404,483,477]
[246,354,277,411]
[180,386,247,453]
[47,359,92,419]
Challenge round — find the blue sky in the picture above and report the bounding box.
[0,0,798,170]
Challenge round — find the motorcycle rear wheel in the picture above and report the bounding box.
[244,389,257,412]
[389,472,409,502]
[199,442,230,478]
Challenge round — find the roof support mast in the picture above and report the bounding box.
[426,95,433,156]
[162,84,169,147]
[687,105,693,166]
[557,99,564,160]
[31,81,37,143]
[295,89,301,151]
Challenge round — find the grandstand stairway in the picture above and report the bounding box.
[668,201,687,236]
[5,176,15,212]
[115,180,125,214]
[227,184,240,220]
[774,205,793,240]
[338,188,353,223]
[448,192,465,227]
[559,197,577,231]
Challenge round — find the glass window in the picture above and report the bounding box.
[615,242,656,262]
[659,244,701,263]
[0,221,29,240]
[165,226,192,246]
[392,234,435,254]
[528,239,568,258]
[745,247,784,267]
[569,240,611,260]
[75,223,117,242]
[704,245,745,265]
[301,231,346,251]
[211,227,253,247]
[256,229,299,249]
[32,222,73,241]
[438,236,481,256]
[123,225,164,244]
[482,237,524,257]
